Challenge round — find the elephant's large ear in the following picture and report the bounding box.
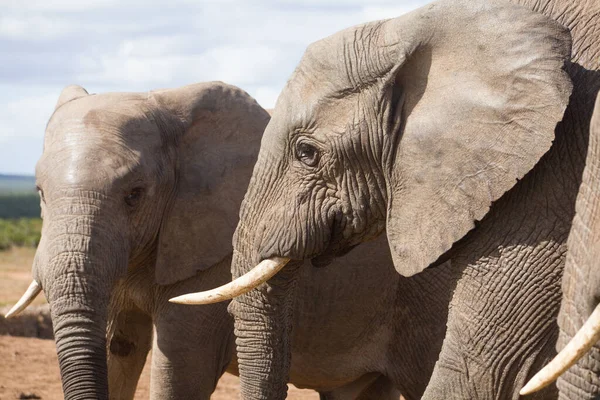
[153,82,269,285]
[55,85,89,110]
[374,0,572,276]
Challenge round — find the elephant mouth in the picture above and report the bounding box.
[169,210,354,304]
[308,207,354,267]
[169,239,362,305]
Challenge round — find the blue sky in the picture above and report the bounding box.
[0,0,427,175]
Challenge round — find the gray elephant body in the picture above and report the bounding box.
[22,81,455,400]
[203,0,600,399]
[110,235,454,399]
[290,236,454,399]
[106,256,235,399]
[426,2,599,398]
[24,82,269,400]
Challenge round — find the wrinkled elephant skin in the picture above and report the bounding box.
[207,0,600,399]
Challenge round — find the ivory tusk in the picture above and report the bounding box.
[4,280,42,319]
[520,303,600,395]
[170,257,290,305]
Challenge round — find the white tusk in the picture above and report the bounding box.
[170,257,290,305]
[520,303,600,395]
[4,280,42,319]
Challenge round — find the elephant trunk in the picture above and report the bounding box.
[40,210,127,400]
[51,303,110,399]
[227,226,300,400]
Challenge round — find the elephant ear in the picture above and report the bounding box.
[55,85,89,109]
[153,82,269,285]
[376,0,572,276]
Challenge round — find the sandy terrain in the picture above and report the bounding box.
[0,248,317,399]
[0,336,316,399]
[0,248,45,308]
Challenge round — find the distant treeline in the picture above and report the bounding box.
[0,218,42,250]
[0,174,37,193]
[0,176,43,249]
[0,193,41,219]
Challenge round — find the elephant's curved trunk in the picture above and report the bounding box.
[227,248,299,400]
[520,303,600,395]
[170,257,290,304]
[39,209,127,400]
[51,304,110,398]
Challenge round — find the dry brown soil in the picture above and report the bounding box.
[0,248,317,399]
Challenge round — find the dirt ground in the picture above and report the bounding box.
[0,248,45,308]
[0,248,317,399]
[0,336,316,399]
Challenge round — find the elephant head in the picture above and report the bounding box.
[175,1,573,398]
[5,82,268,399]
[519,93,600,397]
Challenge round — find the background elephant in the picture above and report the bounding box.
[5,81,269,399]
[178,0,600,399]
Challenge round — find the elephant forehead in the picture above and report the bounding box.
[48,93,155,135]
[41,99,162,190]
[46,96,162,152]
[38,139,144,189]
[276,56,380,136]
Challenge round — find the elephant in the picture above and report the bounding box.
[4,81,270,399]
[519,93,600,398]
[3,81,455,400]
[177,0,600,398]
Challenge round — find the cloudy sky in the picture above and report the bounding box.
[0,0,427,175]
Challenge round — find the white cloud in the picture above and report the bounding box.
[0,15,77,40]
[0,86,58,174]
[253,86,282,109]
[361,4,423,20]
[0,0,430,174]
[0,87,58,140]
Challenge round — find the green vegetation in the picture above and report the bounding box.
[0,218,42,250]
[0,174,42,249]
[0,174,41,219]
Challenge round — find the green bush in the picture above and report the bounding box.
[0,193,41,218]
[0,218,42,250]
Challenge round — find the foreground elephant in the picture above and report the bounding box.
[4,82,454,399]
[520,93,600,398]
[5,82,269,399]
[177,0,600,398]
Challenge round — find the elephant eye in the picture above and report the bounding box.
[125,187,144,207]
[296,142,320,167]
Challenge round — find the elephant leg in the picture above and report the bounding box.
[107,307,153,400]
[319,373,401,400]
[150,302,234,400]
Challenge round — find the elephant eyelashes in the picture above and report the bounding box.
[295,141,320,167]
[125,187,144,207]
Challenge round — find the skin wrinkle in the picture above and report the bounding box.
[430,165,570,397]
[229,1,592,398]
